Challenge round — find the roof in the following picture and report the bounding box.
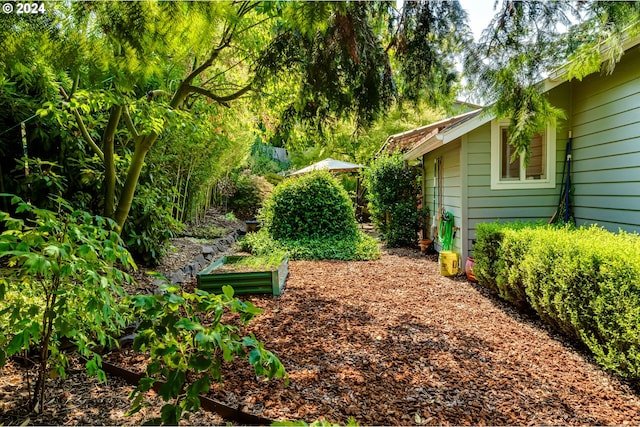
[378,109,483,158]
[289,157,365,176]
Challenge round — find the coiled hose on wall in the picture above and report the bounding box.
[438,211,454,251]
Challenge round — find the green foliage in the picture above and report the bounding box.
[0,195,135,413]
[363,153,426,247]
[228,172,274,220]
[395,0,470,105]
[246,139,290,176]
[473,221,640,379]
[122,178,183,266]
[225,253,287,270]
[472,221,542,304]
[465,1,640,161]
[260,171,358,240]
[126,281,287,425]
[242,228,380,262]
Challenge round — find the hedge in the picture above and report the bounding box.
[473,222,640,380]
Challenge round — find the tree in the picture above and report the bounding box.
[0,196,136,413]
[2,1,472,238]
[257,1,471,153]
[464,1,640,160]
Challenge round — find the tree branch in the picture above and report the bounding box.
[184,83,253,107]
[59,86,104,161]
[123,105,142,143]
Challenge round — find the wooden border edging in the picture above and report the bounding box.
[99,359,274,426]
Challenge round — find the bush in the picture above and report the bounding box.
[228,172,273,220]
[123,181,183,266]
[241,228,380,261]
[126,282,287,424]
[0,196,135,413]
[249,171,379,261]
[473,222,640,379]
[260,171,358,240]
[473,221,542,307]
[363,153,425,247]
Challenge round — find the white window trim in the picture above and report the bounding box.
[490,119,556,190]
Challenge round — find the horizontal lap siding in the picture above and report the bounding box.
[570,44,640,232]
[423,140,462,255]
[465,123,565,254]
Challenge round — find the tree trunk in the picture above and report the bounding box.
[113,138,153,231]
[103,105,122,218]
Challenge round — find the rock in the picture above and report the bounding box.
[189,261,199,274]
[195,254,207,268]
[201,245,214,255]
[118,333,137,348]
[152,277,167,288]
[169,270,184,284]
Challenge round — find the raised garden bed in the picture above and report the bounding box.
[197,255,288,296]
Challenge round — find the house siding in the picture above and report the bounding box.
[464,121,567,257]
[569,44,640,232]
[422,139,463,256]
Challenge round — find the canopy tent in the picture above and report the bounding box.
[290,158,365,176]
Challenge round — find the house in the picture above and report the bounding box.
[386,34,640,263]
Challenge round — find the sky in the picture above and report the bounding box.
[457,0,497,41]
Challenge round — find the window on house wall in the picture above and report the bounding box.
[491,119,556,189]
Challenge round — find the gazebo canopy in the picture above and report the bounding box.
[290,157,365,176]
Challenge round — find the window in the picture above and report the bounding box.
[491,119,556,189]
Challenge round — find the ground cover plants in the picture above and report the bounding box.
[473,221,640,379]
[243,171,380,261]
[212,253,287,273]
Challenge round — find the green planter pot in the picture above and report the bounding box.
[197,255,288,296]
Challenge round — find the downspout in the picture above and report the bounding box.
[564,131,572,224]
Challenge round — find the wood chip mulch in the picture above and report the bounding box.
[2,247,640,426]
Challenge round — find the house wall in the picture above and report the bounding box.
[569,44,640,232]
[421,139,463,256]
[463,117,568,258]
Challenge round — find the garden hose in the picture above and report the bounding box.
[438,211,454,251]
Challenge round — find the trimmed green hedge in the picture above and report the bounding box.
[474,222,640,379]
[247,171,380,261]
[259,171,357,240]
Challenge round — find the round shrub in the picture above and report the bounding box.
[259,171,358,240]
[229,172,274,220]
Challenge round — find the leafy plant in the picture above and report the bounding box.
[363,153,426,247]
[260,171,358,240]
[250,171,379,261]
[0,195,135,413]
[126,282,287,425]
[228,172,274,220]
[122,179,183,266]
[242,228,379,262]
[222,253,287,270]
[473,221,640,380]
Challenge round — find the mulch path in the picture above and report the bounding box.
[2,247,640,425]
